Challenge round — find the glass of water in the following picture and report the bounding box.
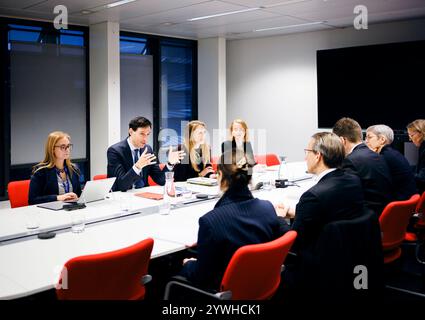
[71,211,85,233]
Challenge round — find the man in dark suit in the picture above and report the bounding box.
[275,132,379,295]
[107,116,185,191]
[333,117,392,215]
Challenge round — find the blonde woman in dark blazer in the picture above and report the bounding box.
[29,131,81,205]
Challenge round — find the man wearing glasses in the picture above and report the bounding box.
[275,132,380,296]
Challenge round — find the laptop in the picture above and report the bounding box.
[37,177,116,210]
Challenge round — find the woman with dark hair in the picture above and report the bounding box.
[180,151,284,290]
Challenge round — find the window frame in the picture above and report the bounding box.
[0,17,90,201]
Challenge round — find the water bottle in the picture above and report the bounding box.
[160,172,175,215]
[278,156,288,180]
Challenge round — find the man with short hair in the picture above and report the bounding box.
[332,117,392,215]
[107,116,185,191]
[275,132,372,292]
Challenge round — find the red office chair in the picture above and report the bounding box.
[148,163,166,186]
[254,154,280,166]
[93,174,107,181]
[405,191,425,242]
[164,231,297,300]
[8,180,31,208]
[56,238,154,300]
[211,156,219,172]
[379,194,420,264]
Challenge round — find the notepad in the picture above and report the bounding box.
[186,177,218,186]
[134,192,163,200]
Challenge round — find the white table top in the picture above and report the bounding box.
[0,163,315,299]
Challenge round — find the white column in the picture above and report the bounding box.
[89,21,120,178]
[198,37,226,156]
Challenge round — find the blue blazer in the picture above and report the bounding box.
[107,139,167,191]
[342,143,393,215]
[180,184,284,290]
[29,166,82,205]
[380,145,417,201]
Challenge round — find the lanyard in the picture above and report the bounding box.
[56,166,70,193]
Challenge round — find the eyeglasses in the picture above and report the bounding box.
[55,144,73,151]
[408,132,418,139]
[304,149,317,155]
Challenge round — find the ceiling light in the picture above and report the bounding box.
[105,0,136,9]
[254,21,324,32]
[188,7,260,21]
[80,10,93,15]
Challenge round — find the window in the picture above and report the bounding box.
[119,33,197,155]
[0,19,89,199]
[160,42,196,147]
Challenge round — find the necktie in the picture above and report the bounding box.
[134,149,145,189]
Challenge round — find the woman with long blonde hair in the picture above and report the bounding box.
[221,119,256,166]
[29,131,81,205]
[407,119,425,193]
[173,121,215,182]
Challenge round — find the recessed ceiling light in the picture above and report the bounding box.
[81,10,93,15]
[188,7,260,21]
[105,0,136,9]
[254,21,324,32]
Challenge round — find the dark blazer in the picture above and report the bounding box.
[107,139,167,191]
[281,169,367,290]
[380,145,417,201]
[29,166,82,205]
[221,140,256,166]
[180,184,283,290]
[312,209,384,298]
[414,141,425,193]
[342,143,393,215]
[173,145,213,182]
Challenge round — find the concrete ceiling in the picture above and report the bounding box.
[1,0,425,39]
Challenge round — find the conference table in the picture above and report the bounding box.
[0,162,315,300]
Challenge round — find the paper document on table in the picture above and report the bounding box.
[187,177,218,186]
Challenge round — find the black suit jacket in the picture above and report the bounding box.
[221,140,257,166]
[29,166,82,205]
[180,184,283,290]
[342,143,393,215]
[281,169,367,290]
[173,145,213,182]
[380,145,417,201]
[107,139,167,191]
[415,141,425,193]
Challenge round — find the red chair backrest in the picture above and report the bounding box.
[8,180,30,208]
[255,154,280,166]
[416,191,425,227]
[379,194,420,251]
[93,174,107,181]
[220,231,297,300]
[56,238,154,300]
[211,156,219,172]
[148,163,166,186]
[265,154,280,166]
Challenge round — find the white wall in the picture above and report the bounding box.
[226,18,425,162]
